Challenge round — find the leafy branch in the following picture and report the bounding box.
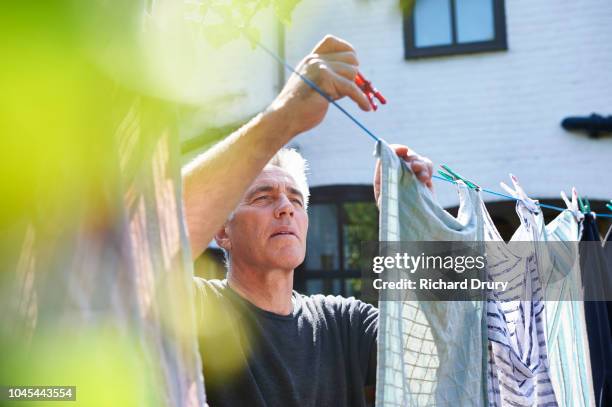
[185,0,301,48]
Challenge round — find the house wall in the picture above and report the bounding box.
[284,0,612,208]
[180,8,282,161]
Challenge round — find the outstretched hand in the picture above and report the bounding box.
[374,144,434,208]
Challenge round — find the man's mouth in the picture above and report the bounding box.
[270,231,297,238]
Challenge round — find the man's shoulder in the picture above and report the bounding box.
[193,277,227,297]
[193,278,239,334]
[299,292,378,320]
[192,277,232,317]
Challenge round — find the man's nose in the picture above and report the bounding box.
[274,194,294,218]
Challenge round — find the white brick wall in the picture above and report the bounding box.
[284,0,612,207]
[180,9,280,138]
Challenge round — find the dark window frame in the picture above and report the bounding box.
[294,185,376,297]
[403,0,508,59]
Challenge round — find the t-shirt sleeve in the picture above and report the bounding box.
[341,297,379,386]
[192,277,207,332]
[192,277,226,334]
[358,301,379,386]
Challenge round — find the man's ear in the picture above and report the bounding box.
[214,223,231,251]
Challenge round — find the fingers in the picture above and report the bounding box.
[295,53,369,112]
[310,59,358,81]
[312,35,355,54]
[410,160,429,180]
[306,36,372,111]
[389,144,410,159]
[374,146,435,208]
[388,143,435,191]
[409,157,434,190]
[314,51,359,67]
[325,61,358,81]
[333,74,371,111]
[373,159,382,208]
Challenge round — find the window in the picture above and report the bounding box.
[403,0,507,59]
[294,185,378,301]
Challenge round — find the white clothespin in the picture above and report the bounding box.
[560,187,584,221]
[500,174,540,213]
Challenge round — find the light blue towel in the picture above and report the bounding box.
[375,140,487,407]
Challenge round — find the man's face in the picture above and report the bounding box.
[221,165,308,271]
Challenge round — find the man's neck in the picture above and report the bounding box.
[227,264,294,316]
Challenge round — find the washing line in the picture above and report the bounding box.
[250,35,612,219]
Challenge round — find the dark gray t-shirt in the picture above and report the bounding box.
[194,278,378,407]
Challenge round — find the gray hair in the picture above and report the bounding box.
[267,148,310,209]
[220,148,310,269]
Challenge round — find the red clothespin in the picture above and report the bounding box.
[354,72,387,111]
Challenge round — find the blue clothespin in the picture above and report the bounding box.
[437,164,479,190]
[606,200,612,212]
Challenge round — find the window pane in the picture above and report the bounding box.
[455,0,494,43]
[305,204,339,270]
[342,202,378,271]
[414,0,453,47]
[305,278,342,296]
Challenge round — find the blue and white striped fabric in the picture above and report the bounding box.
[481,201,558,406]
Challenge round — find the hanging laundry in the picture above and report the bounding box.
[605,225,612,344]
[480,176,557,407]
[605,223,612,244]
[539,190,594,407]
[581,213,612,407]
[375,140,487,407]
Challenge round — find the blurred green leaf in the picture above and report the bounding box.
[272,0,300,25]
[243,25,262,48]
[196,0,301,48]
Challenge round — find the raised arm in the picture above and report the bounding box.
[182,35,371,259]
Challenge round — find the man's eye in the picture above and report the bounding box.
[254,195,270,202]
[291,198,304,207]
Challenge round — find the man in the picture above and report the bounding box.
[183,35,433,406]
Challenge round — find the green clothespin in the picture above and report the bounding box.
[606,200,612,212]
[437,170,456,183]
[578,196,591,214]
[438,164,479,190]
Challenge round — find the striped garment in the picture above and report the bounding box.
[481,200,559,406]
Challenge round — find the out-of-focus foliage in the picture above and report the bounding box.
[0,0,119,232]
[186,0,301,47]
[0,0,302,231]
[1,1,306,405]
[0,328,161,407]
